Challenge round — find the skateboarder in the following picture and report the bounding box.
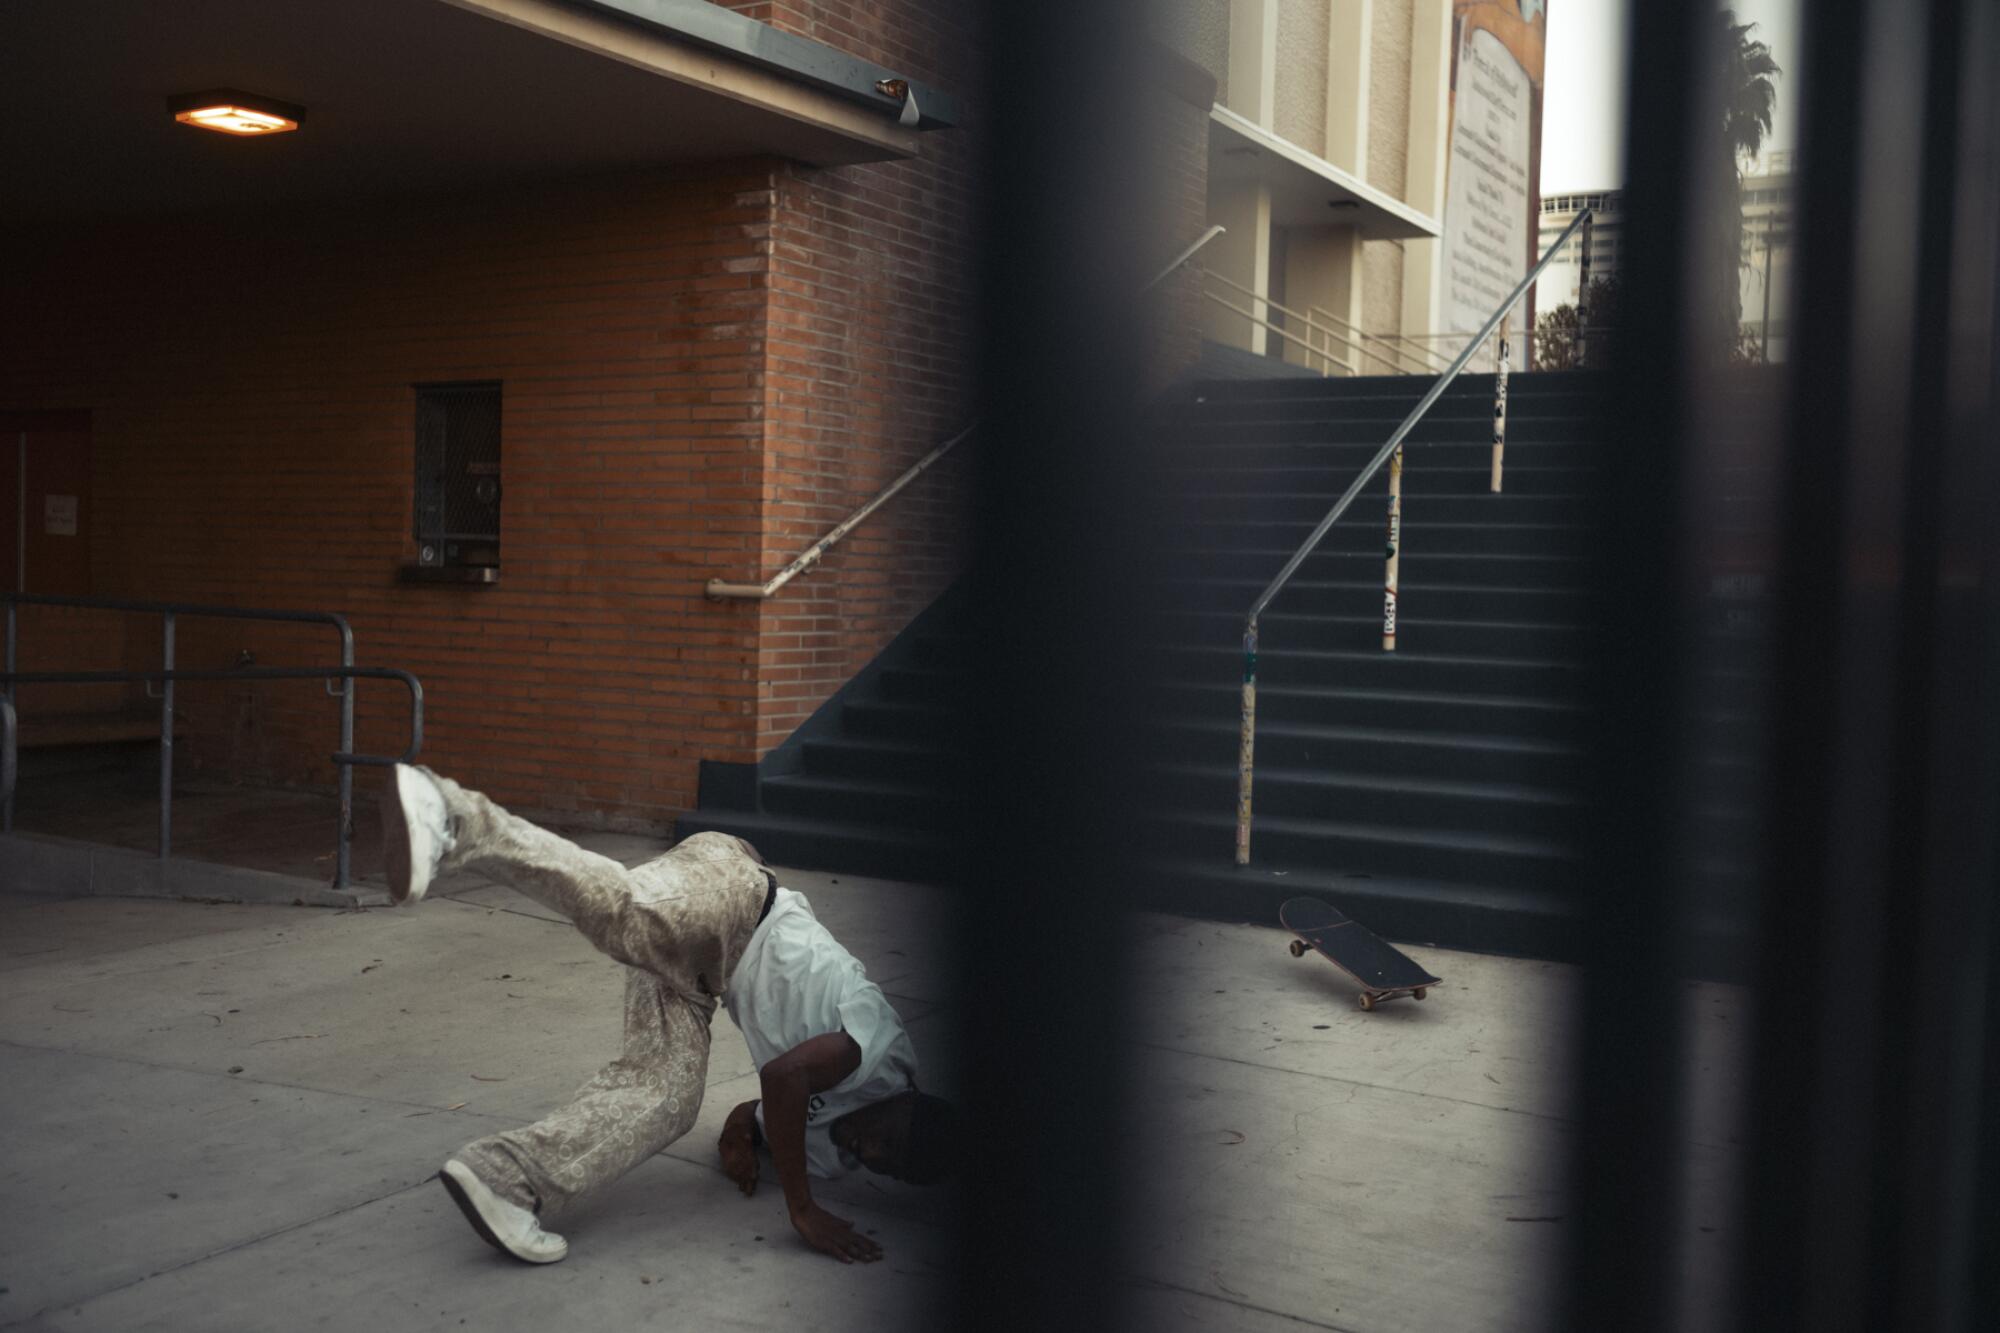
[379,764,956,1266]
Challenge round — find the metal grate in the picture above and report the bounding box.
[413,381,501,565]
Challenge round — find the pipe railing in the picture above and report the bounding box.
[1313,308,1456,374]
[711,226,1228,603]
[1202,270,1408,376]
[2,594,424,888]
[1234,208,1592,864]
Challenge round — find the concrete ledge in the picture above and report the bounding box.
[0,833,389,909]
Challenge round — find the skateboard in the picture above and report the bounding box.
[1280,896,1441,1011]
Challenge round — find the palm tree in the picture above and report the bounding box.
[1709,12,1781,357]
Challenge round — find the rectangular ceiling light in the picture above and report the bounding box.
[169,90,303,137]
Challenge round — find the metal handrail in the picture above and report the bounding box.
[1,593,417,888]
[0,697,14,805]
[1310,305,1456,374]
[706,423,976,600]
[711,226,1228,602]
[1144,224,1225,292]
[1202,290,1359,376]
[1202,269,1405,375]
[1233,208,1593,864]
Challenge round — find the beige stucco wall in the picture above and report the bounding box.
[1367,0,1412,197]
[1361,0,1413,335]
[1274,0,1330,155]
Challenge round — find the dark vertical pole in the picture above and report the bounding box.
[1735,0,2000,1329]
[159,612,175,861]
[948,0,1149,1329]
[1558,2,1705,1329]
[3,599,13,833]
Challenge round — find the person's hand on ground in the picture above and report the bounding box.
[789,1201,883,1264]
[716,1112,752,1192]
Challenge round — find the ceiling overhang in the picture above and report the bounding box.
[0,0,954,225]
[1208,106,1440,241]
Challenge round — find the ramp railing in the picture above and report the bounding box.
[2,594,424,889]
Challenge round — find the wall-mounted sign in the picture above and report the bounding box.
[1440,0,1549,370]
[44,494,78,536]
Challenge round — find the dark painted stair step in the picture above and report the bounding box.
[760,773,963,831]
[1152,718,1584,786]
[1173,415,1600,443]
[1178,519,1593,558]
[1185,492,1592,524]
[1172,577,1589,622]
[1144,763,1580,838]
[1149,645,1587,695]
[1160,609,1587,657]
[671,809,956,884]
[1150,681,1586,740]
[841,698,969,743]
[1168,464,1594,495]
[801,735,967,786]
[1166,548,1593,587]
[1166,439,1601,469]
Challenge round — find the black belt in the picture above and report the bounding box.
[756,869,777,925]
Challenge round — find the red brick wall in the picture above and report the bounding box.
[1,10,985,827]
[0,165,787,827]
[697,1,982,750]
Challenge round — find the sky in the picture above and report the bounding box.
[1540,0,1802,192]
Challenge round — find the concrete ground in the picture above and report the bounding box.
[0,803,1750,1332]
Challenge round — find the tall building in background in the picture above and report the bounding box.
[1533,154,1794,361]
[1737,152,1795,361]
[1535,187,1623,313]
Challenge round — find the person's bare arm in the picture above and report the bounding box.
[760,1031,881,1264]
[719,1099,761,1196]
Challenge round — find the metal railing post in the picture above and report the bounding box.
[159,612,174,860]
[1231,208,1591,862]
[1383,443,1404,650]
[1,696,14,808]
[335,621,354,889]
[1492,316,1511,492]
[3,601,13,833]
[1235,615,1258,865]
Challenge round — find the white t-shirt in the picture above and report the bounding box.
[724,887,918,1178]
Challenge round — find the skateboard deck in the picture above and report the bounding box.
[1279,896,1441,1011]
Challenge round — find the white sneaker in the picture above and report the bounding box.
[437,1159,568,1264]
[381,764,453,905]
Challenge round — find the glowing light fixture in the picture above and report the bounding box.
[169,90,304,137]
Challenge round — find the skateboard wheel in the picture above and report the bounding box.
[1414,987,1427,1001]
[1358,992,1376,1011]
[1288,939,1307,958]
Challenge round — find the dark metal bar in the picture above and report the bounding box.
[565,0,962,127]
[1734,0,1908,1327]
[951,0,1147,1325]
[159,613,174,860]
[1,592,353,638]
[335,623,355,888]
[0,667,424,768]
[1557,1,1706,1329]
[1,696,15,807]
[3,600,12,833]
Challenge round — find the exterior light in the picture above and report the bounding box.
[169,90,303,137]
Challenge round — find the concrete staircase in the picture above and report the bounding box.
[683,371,1616,957]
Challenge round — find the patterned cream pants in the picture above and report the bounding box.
[425,771,770,1222]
